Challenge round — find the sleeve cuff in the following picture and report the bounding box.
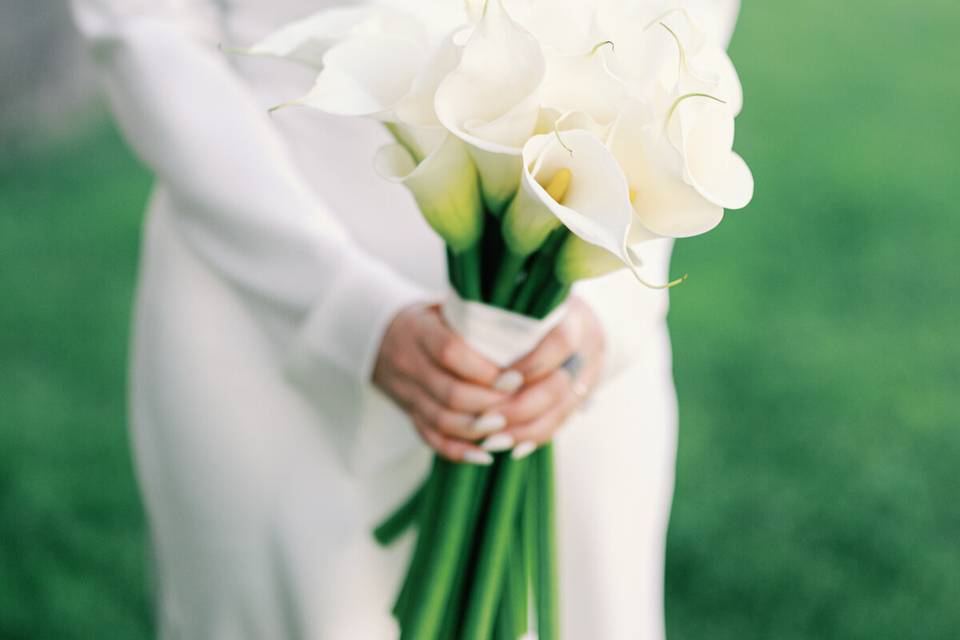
[295,256,434,383]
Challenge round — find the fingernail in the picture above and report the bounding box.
[493,370,524,393]
[463,450,494,466]
[482,433,515,452]
[472,412,506,434]
[511,442,537,460]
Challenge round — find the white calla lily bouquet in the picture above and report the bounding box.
[242,0,753,637]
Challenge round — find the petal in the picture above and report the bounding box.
[384,122,447,164]
[435,0,546,153]
[681,103,754,210]
[534,109,611,140]
[466,145,524,214]
[555,235,626,283]
[297,36,427,118]
[434,0,546,211]
[683,46,743,116]
[248,6,425,68]
[519,130,633,260]
[540,47,628,125]
[394,35,464,127]
[375,135,484,252]
[502,0,596,53]
[609,101,724,238]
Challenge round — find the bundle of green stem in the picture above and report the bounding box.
[374,214,572,640]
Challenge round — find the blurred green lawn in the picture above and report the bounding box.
[1,1,958,638]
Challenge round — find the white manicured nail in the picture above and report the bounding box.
[482,433,515,452]
[463,450,494,466]
[472,412,506,434]
[493,370,524,393]
[511,442,537,460]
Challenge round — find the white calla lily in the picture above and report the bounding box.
[596,12,677,98]
[435,0,546,212]
[609,99,725,238]
[393,35,464,127]
[246,6,426,68]
[539,42,628,125]
[676,97,754,210]
[501,0,596,54]
[505,129,632,260]
[554,234,628,282]
[279,35,427,119]
[374,134,484,253]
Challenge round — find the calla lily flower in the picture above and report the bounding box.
[435,0,546,212]
[374,134,484,253]
[505,129,633,261]
[287,35,429,119]
[501,0,597,54]
[608,99,723,238]
[539,42,629,126]
[246,6,426,68]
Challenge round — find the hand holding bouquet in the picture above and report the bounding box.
[241,1,753,637]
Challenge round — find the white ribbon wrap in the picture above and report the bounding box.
[442,291,568,368]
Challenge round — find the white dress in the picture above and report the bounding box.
[71,1,739,638]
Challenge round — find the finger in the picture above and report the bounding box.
[499,396,578,448]
[408,384,487,441]
[416,352,509,413]
[412,415,494,466]
[419,309,502,386]
[496,349,604,452]
[494,369,570,426]
[511,315,583,383]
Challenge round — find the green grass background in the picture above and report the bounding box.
[1,1,958,638]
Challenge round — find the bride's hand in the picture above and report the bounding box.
[373,305,512,465]
[373,298,605,464]
[480,297,605,458]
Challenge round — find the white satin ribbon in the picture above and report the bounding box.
[442,291,568,368]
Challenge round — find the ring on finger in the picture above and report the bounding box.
[560,353,584,379]
[561,353,590,404]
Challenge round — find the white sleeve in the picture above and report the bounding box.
[70,0,431,382]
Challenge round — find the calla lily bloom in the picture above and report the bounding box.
[506,129,633,261]
[435,0,546,213]
[374,134,484,253]
[287,35,429,119]
[246,6,426,68]
[539,42,629,126]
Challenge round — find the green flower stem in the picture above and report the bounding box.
[512,230,568,314]
[523,458,539,633]
[534,446,559,640]
[490,250,528,308]
[438,468,494,640]
[495,585,516,640]
[446,246,462,294]
[461,456,530,640]
[393,459,449,622]
[529,275,570,319]
[479,212,506,301]
[402,462,485,640]
[511,249,553,313]
[458,244,484,302]
[509,519,529,638]
[374,480,426,547]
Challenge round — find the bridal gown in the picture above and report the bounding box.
[72,1,739,637]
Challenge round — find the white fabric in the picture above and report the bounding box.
[71,0,741,638]
[442,293,569,368]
